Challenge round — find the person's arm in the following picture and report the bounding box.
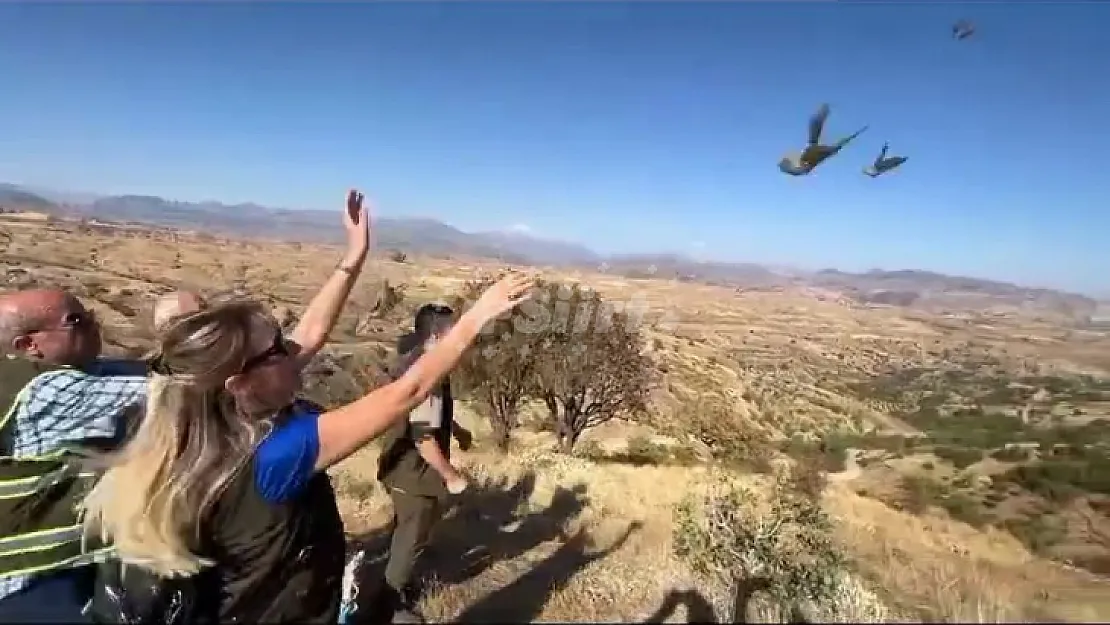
[410,393,467,489]
[313,273,534,472]
[288,190,371,371]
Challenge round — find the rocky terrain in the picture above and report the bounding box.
[4,207,1110,622]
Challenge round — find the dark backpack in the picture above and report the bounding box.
[86,559,218,625]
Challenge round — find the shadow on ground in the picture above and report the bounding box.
[349,471,613,621]
[344,471,801,623]
[643,588,717,623]
[456,520,642,622]
[644,577,811,624]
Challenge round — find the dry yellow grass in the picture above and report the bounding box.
[331,434,1110,623]
[4,212,1110,621]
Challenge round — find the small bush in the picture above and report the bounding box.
[942,492,989,527]
[676,470,849,618]
[576,434,699,467]
[899,474,988,526]
[1000,455,1110,501]
[991,446,1031,462]
[605,435,682,466]
[674,467,891,621]
[900,474,944,515]
[1003,515,1066,555]
[933,445,984,470]
[781,436,848,474]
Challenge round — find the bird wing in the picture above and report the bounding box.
[808,103,830,146]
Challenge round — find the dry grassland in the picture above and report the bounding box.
[4,212,1110,622]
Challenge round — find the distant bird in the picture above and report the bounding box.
[952,19,975,40]
[863,142,908,178]
[779,103,869,176]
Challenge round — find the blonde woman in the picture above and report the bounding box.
[81,273,534,623]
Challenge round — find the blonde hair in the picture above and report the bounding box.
[152,290,207,331]
[82,300,273,577]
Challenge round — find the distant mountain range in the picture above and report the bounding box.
[0,182,1099,320]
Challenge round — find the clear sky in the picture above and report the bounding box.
[1,2,1107,294]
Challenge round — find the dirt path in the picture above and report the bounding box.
[828,448,862,483]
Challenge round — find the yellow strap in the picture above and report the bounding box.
[0,546,115,580]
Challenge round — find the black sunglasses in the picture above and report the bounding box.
[241,329,289,373]
[34,310,96,334]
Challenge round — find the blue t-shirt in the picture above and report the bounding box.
[253,405,322,504]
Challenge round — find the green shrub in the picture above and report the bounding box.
[899,475,987,526]
[933,445,984,470]
[673,467,869,619]
[1003,516,1066,554]
[991,446,1031,462]
[1001,456,1110,501]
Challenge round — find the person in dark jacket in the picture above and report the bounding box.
[80,274,533,624]
[374,304,475,623]
[778,103,868,176]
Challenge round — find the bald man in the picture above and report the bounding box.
[153,290,206,330]
[0,289,103,369]
[0,288,147,616]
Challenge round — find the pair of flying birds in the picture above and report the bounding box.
[778,20,975,178]
[778,104,907,178]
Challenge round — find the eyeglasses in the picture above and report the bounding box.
[150,328,289,377]
[33,310,96,334]
[240,329,289,373]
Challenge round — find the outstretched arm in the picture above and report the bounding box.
[289,190,371,371]
[313,274,534,471]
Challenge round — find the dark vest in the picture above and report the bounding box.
[89,403,345,625]
[89,466,345,625]
[376,345,453,497]
[0,358,113,582]
[0,358,64,451]
[203,461,346,623]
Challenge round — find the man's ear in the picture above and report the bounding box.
[11,334,34,355]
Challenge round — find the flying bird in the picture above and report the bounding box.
[778,103,869,176]
[952,20,975,40]
[863,142,908,178]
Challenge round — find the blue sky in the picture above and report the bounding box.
[1,2,1107,294]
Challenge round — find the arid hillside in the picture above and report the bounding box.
[1,183,1099,322]
[4,211,1110,622]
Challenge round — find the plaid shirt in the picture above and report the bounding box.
[0,359,147,600]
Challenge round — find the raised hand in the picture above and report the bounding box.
[445,473,469,495]
[470,272,535,321]
[342,189,370,261]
